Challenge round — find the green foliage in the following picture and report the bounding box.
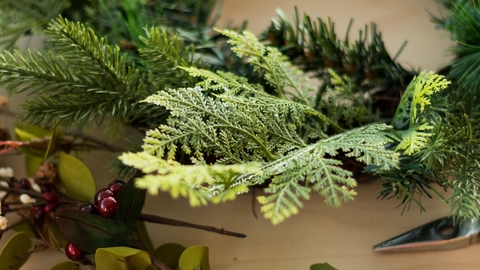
[0,16,197,130]
[178,245,210,270]
[95,246,151,270]
[58,152,97,202]
[369,71,451,212]
[55,207,134,254]
[392,71,451,129]
[310,262,338,270]
[153,243,186,269]
[0,232,32,270]
[263,8,416,125]
[433,0,480,91]
[119,151,258,206]
[0,0,69,49]
[122,29,399,224]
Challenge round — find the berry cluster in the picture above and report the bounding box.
[34,184,59,219]
[66,180,125,261]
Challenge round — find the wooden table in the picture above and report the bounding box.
[8,181,479,269]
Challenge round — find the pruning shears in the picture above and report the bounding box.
[373,216,480,252]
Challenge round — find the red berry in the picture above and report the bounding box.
[107,180,125,195]
[43,191,59,203]
[94,188,114,205]
[32,205,45,219]
[97,196,119,218]
[65,242,85,261]
[40,185,51,193]
[15,179,31,190]
[44,202,59,213]
[80,204,98,214]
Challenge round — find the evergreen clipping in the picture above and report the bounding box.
[1,0,480,226]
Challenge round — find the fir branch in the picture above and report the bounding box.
[434,0,480,91]
[250,124,398,224]
[139,27,197,90]
[0,0,69,49]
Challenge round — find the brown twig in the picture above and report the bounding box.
[139,213,247,238]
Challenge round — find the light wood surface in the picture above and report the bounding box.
[8,183,480,270]
[1,1,476,269]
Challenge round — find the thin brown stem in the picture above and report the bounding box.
[65,130,124,153]
[139,213,246,238]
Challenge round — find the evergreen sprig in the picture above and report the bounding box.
[123,29,400,224]
[262,8,416,124]
[0,0,69,49]
[433,0,480,91]
[0,17,198,129]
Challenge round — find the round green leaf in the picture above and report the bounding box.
[310,262,338,270]
[0,232,32,270]
[50,261,78,270]
[178,245,210,270]
[58,152,96,202]
[153,243,186,269]
[96,246,151,270]
[12,222,36,239]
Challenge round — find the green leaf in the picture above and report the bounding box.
[131,221,155,253]
[50,261,78,270]
[0,232,32,270]
[57,152,96,202]
[11,221,36,239]
[45,127,63,159]
[310,262,338,270]
[153,243,186,269]
[25,154,44,177]
[14,127,46,157]
[55,208,133,254]
[115,179,146,231]
[178,245,210,270]
[44,219,68,249]
[96,246,151,270]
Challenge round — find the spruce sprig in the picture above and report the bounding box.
[0,17,198,129]
[0,0,69,49]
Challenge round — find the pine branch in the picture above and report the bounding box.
[0,0,69,49]
[252,124,398,224]
[139,27,198,90]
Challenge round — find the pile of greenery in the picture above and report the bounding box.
[0,0,479,269]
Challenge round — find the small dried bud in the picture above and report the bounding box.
[0,216,7,230]
[20,194,36,204]
[34,163,58,185]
